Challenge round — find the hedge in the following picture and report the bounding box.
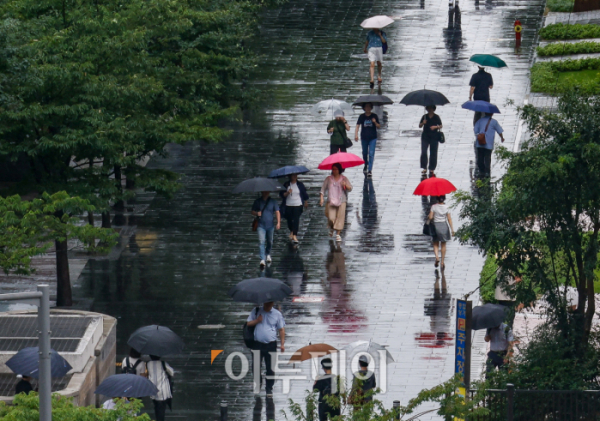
[540,23,600,40]
[537,41,600,56]
[547,0,574,12]
[530,57,600,93]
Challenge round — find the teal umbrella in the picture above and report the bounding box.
[469,54,507,68]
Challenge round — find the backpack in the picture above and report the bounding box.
[122,357,142,375]
[243,307,260,349]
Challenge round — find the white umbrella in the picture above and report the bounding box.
[342,340,395,363]
[360,15,395,29]
[310,99,353,119]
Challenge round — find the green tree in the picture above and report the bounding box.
[0,192,117,305]
[456,90,600,351]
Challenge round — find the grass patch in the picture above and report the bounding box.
[530,58,600,93]
[547,0,574,12]
[537,41,600,57]
[557,69,600,84]
[540,23,600,40]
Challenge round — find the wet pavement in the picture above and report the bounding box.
[75,0,546,419]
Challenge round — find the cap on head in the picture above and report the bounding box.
[333,109,344,118]
[321,357,333,369]
[359,355,370,367]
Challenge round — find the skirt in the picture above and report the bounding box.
[433,221,451,243]
[325,202,347,231]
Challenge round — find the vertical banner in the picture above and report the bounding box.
[455,299,472,419]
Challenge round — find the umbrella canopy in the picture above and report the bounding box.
[6,347,72,379]
[95,374,158,398]
[228,277,293,304]
[310,99,353,119]
[343,340,395,363]
[461,100,501,114]
[232,177,285,194]
[288,343,338,363]
[472,304,508,330]
[318,152,364,170]
[353,95,394,107]
[400,89,450,107]
[127,325,184,357]
[413,177,457,196]
[268,166,310,179]
[469,54,507,68]
[360,15,395,29]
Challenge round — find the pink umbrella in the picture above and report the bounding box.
[318,151,365,170]
[413,177,457,196]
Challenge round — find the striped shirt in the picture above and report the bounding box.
[147,360,175,401]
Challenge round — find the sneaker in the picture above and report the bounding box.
[363,165,368,174]
[336,234,342,242]
[367,171,372,178]
[266,255,272,263]
[260,260,266,267]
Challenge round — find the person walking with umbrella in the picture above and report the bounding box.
[350,355,377,409]
[485,323,514,376]
[327,110,351,155]
[427,195,455,269]
[363,29,387,87]
[246,301,286,397]
[474,113,504,178]
[147,355,175,421]
[320,163,353,242]
[280,173,309,243]
[252,191,281,267]
[313,357,341,421]
[355,103,380,177]
[469,66,494,125]
[419,105,443,178]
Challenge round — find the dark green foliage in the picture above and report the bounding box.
[546,0,575,12]
[530,58,600,93]
[537,41,600,57]
[479,255,498,304]
[540,23,600,41]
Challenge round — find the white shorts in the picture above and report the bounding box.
[368,47,383,63]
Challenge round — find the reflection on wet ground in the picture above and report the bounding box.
[75,0,545,419]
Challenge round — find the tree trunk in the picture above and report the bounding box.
[114,165,125,211]
[101,211,111,228]
[87,211,94,225]
[55,239,72,307]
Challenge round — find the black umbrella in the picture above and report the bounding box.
[6,347,72,378]
[127,325,184,357]
[472,304,508,330]
[400,89,450,107]
[352,95,394,106]
[232,177,285,194]
[228,277,292,304]
[95,374,158,398]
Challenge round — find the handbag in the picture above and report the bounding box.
[438,131,445,144]
[242,307,260,349]
[252,198,270,231]
[423,221,437,237]
[477,118,492,146]
[337,120,353,148]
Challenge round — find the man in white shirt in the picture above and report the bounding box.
[247,301,285,397]
[485,322,514,376]
[147,355,175,421]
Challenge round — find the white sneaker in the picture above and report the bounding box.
[336,234,342,242]
[260,260,266,267]
[266,255,272,263]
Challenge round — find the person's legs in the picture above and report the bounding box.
[292,207,302,236]
[440,241,447,266]
[265,228,274,258]
[367,138,377,172]
[369,61,375,83]
[153,399,167,421]
[476,147,487,175]
[333,203,347,232]
[361,139,369,166]
[429,139,439,171]
[330,144,339,155]
[257,227,266,261]
[286,208,294,234]
[264,341,277,393]
[420,138,429,170]
[483,149,492,176]
[433,240,440,262]
[377,61,382,82]
[339,144,347,153]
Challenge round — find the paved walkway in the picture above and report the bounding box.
[76,0,546,419]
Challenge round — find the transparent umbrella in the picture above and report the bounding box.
[310,99,352,119]
[342,340,394,363]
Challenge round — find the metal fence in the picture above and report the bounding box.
[469,384,600,421]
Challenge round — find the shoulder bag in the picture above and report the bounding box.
[438,131,445,144]
[423,221,437,237]
[477,118,492,146]
[252,198,270,231]
[337,120,353,149]
[242,307,260,349]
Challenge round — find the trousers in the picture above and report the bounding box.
[153,399,168,421]
[477,147,492,176]
[330,144,346,155]
[257,341,277,392]
[420,137,439,171]
[286,206,303,235]
[361,138,377,172]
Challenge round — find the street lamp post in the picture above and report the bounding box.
[0,285,51,421]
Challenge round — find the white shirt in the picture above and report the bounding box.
[247,307,285,344]
[487,323,515,352]
[121,357,147,376]
[286,182,302,207]
[147,360,175,401]
[431,204,449,223]
[103,399,117,410]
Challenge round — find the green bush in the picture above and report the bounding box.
[540,23,600,40]
[530,58,600,93]
[479,255,498,304]
[537,41,600,57]
[547,0,574,12]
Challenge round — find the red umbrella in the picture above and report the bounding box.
[318,151,364,170]
[413,177,457,196]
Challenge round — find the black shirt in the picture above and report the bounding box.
[357,113,379,141]
[469,69,494,102]
[15,379,33,395]
[420,114,442,140]
[313,375,340,416]
[352,370,377,402]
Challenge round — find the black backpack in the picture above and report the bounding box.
[122,357,142,375]
[243,307,260,349]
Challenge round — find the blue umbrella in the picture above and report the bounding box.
[6,347,72,378]
[95,374,158,398]
[268,166,309,179]
[461,100,501,114]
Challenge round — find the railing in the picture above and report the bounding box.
[469,384,600,421]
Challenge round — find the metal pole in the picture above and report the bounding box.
[393,400,400,420]
[507,384,515,421]
[38,285,52,421]
[220,401,228,421]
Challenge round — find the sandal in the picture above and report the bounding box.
[435,259,440,268]
[370,81,375,89]
[336,234,342,242]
